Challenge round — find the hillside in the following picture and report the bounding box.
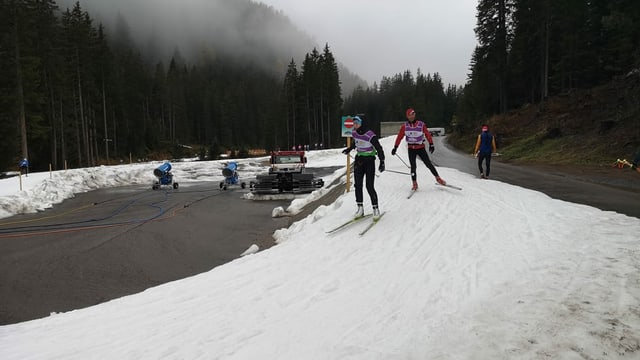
[54,0,366,94]
[448,72,640,167]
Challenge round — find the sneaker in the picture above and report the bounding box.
[372,206,380,220]
[480,172,486,179]
[411,181,418,191]
[354,204,364,218]
[436,176,446,185]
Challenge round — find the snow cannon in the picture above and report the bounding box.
[154,162,172,178]
[152,162,178,190]
[219,161,246,190]
[222,161,238,179]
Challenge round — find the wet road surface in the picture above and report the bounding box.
[429,136,640,219]
[0,182,294,324]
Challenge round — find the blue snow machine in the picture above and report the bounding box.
[152,162,179,190]
[220,161,246,190]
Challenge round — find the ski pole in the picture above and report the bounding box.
[395,153,410,169]
[385,169,411,176]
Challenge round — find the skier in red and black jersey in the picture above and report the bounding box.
[391,108,446,190]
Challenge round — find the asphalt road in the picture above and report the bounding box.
[0,182,293,325]
[429,136,640,219]
[0,163,343,325]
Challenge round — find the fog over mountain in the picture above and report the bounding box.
[57,0,366,92]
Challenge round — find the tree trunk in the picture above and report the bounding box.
[541,10,550,100]
[90,107,97,166]
[74,89,82,166]
[14,14,28,160]
[326,108,331,148]
[76,48,88,166]
[102,77,109,163]
[60,96,66,168]
[305,87,311,148]
[112,109,117,157]
[319,83,324,145]
[498,0,508,113]
[46,70,58,170]
[292,101,296,150]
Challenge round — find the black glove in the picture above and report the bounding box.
[391,147,397,156]
[429,144,435,154]
[378,161,385,173]
[342,148,350,155]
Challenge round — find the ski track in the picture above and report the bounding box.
[412,176,640,359]
[267,163,639,359]
[325,164,640,359]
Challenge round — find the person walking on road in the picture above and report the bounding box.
[632,145,640,173]
[342,115,385,220]
[474,125,497,179]
[18,158,29,177]
[391,108,446,190]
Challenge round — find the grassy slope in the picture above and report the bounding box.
[448,73,640,167]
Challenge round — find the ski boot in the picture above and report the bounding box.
[354,203,364,219]
[373,205,380,220]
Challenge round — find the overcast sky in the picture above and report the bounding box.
[258,0,479,86]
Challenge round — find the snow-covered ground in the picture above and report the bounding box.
[1,137,639,359]
[0,150,343,219]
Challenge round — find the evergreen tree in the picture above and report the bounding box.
[319,43,342,147]
[474,0,514,114]
[300,48,321,147]
[283,59,299,149]
[2,0,62,170]
[0,1,20,170]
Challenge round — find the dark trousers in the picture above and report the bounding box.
[478,152,492,176]
[354,156,378,206]
[408,147,439,181]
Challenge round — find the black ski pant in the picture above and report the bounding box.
[354,156,378,206]
[408,147,439,181]
[478,151,492,176]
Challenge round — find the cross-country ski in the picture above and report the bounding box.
[358,212,386,236]
[326,214,372,234]
[435,183,462,190]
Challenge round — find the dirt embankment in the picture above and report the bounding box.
[449,73,640,167]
